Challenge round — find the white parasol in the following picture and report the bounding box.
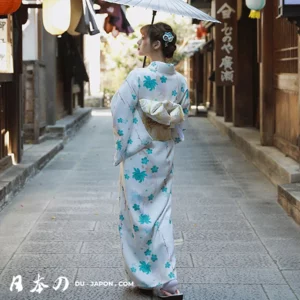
[102,0,220,24]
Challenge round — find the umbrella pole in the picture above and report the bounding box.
[151,10,157,24]
[143,10,157,68]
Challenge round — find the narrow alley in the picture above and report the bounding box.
[0,110,299,300]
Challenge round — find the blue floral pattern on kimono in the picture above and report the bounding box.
[111,61,190,289]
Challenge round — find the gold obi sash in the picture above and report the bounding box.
[139,99,185,141]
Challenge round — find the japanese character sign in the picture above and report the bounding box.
[215,0,237,86]
[30,274,49,294]
[9,274,70,294]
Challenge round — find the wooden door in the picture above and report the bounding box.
[273,2,299,161]
[0,83,8,160]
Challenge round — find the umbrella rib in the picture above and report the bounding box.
[143,0,162,14]
[135,0,150,10]
[171,0,191,17]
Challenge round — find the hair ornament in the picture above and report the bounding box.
[163,32,174,47]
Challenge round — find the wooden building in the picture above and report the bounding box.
[0,1,89,172]
[188,0,300,223]
[190,0,300,163]
[22,4,88,144]
[0,11,23,169]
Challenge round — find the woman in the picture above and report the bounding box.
[111,22,190,299]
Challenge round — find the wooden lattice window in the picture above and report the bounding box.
[273,2,298,74]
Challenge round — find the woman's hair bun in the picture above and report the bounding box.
[141,22,177,59]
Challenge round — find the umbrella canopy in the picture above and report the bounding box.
[102,0,220,23]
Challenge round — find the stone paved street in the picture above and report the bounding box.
[0,109,300,300]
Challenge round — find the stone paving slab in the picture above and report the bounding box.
[33,221,97,231]
[177,267,286,284]
[45,204,114,214]
[282,271,300,298]
[17,241,83,254]
[0,256,11,269]
[0,286,152,300]
[173,220,253,232]
[27,230,120,242]
[51,193,119,201]
[263,238,300,252]
[176,240,269,254]
[38,212,116,222]
[238,203,287,215]
[272,253,300,270]
[0,239,21,256]
[0,219,37,238]
[252,226,300,239]
[171,188,244,199]
[191,253,276,268]
[172,198,239,205]
[175,205,242,214]
[6,254,124,269]
[187,212,246,222]
[5,253,192,270]
[182,230,259,242]
[80,241,121,254]
[262,285,298,300]
[179,284,268,300]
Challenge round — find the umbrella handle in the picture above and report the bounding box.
[143,10,157,68]
[151,10,157,24]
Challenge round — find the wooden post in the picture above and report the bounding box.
[224,86,233,122]
[193,52,198,111]
[33,62,40,143]
[214,0,237,117]
[203,52,208,109]
[78,35,84,108]
[260,1,274,145]
[198,52,204,105]
[42,27,57,125]
[215,86,224,116]
[8,13,23,163]
[209,47,214,107]
[233,2,256,127]
[297,36,300,152]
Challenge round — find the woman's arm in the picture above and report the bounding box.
[111,70,140,166]
[172,76,190,143]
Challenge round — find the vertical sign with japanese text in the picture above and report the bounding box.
[215,0,237,86]
[0,16,13,73]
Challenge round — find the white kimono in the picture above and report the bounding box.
[111,61,190,289]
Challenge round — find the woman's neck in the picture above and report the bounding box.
[149,52,166,63]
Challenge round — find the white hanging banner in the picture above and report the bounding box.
[0,17,13,73]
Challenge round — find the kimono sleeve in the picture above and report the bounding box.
[110,70,142,166]
[172,76,190,144]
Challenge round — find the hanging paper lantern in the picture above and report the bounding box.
[67,0,82,36]
[43,0,71,35]
[0,0,21,15]
[246,0,266,19]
